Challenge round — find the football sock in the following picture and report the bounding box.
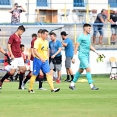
[71,81,75,86]
[10,76,13,81]
[43,73,47,81]
[90,84,94,88]
[86,72,93,84]
[38,75,44,88]
[73,71,81,83]
[24,71,31,84]
[46,74,54,90]
[29,75,36,90]
[1,72,11,83]
[70,75,74,81]
[19,72,24,88]
[15,73,20,80]
[67,75,70,80]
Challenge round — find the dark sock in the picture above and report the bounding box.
[23,71,31,84]
[10,76,13,81]
[43,73,47,81]
[66,75,70,80]
[19,72,24,88]
[15,73,20,80]
[1,72,11,83]
[38,75,44,88]
[71,75,74,81]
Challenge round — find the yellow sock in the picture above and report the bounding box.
[29,75,36,90]
[46,74,54,90]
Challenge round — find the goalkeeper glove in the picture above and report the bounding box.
[96,54,105,62]
[4,53,12,65]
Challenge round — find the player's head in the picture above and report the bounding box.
[32,33,37,39]
[61,31,68,40]
[17,25,25,36]
[41,29,49,40]
[49,32,56,41]
[20,44,25,52]
[37,29,43,38]
[83,23,91,34]
[101,9,106,15]
[14,3,18,9]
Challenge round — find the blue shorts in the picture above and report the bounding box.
[33,58,50,76]
[79,56,90,69]
[93,25,103,36]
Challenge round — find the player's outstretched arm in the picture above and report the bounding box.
[0,47,6,54]
[7,44,15,59]
[31,48,35,58]
[90,45,100,56]
[0,47,11,65]
[72,42,79,64]
[74,42,79,55]
[33,48,45,62]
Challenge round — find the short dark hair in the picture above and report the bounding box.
[38,29,43,34]
[83,23,91,28]
[20,44,24,48]
[49,32,56,37]
[17,25,25,32]
[32,33,37,38]
[101,9,106,13]
[41,29,48,34]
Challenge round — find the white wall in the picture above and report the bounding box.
[88,0,108,13]
[51,0,73,10]
[61,50,116,75]
[0,0,111,23]
[0,9,11,23]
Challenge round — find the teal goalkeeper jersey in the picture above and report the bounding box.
[77,33,91,57]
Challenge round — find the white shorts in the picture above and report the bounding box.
[30,60,33,71]
[11,57,24,69]
[4,65,12,72]
[5,65,20,72]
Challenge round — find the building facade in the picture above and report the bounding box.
[0,0,116,24]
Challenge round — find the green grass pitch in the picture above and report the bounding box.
[0,77,117,117]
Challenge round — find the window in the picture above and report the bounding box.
[73,0,85,7]
[108,0,117,7]
[0,0,12,8]
[36,0,48,7]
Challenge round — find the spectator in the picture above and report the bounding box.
[110,8,117,45]
[49,32,62,83]
[9,3,26,25]
[93,9,110,45]
[61,31,74,82]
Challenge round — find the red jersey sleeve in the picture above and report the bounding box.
[8,35,14,44]
[31,39,34,48]
[31,38,37,48]
[4,52,10,66]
